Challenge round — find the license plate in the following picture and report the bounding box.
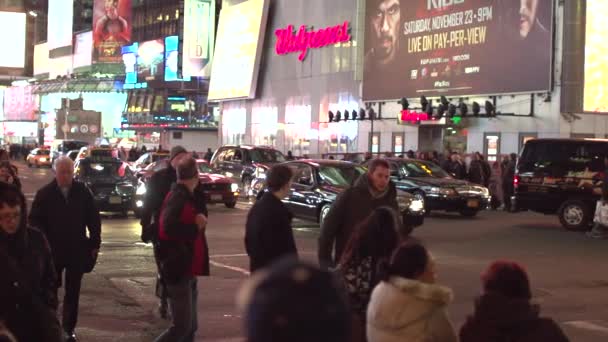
[467,199,479,208]
[211,194,223,201]
[109,196,122,204]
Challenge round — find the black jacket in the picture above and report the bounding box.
[318,175,399,270]
[0,185,62,342]
[245,192,298,272]
[140,165,178,241]
[29,180,101,270]
[158,183,210,283]
[460,293,569,342]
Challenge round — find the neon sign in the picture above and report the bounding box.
[399,110,429,124]
[275,21,351,61]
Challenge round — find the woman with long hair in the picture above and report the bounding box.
[337,206,402,342]
[367,242,457,342]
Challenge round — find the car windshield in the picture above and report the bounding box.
[400,161,451,178]
[80,161,132,179]
[318,165,366,187]
[39,150,50,155]
[249,149,285,163]
[152,154,169,162]
[519,141,607,175]
[197,162,212,174]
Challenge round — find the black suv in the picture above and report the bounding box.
[210,145,286,196]
[363,158,491,217]
[514,138,608,230]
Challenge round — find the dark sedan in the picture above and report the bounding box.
[251,160,425,227]
[74,156,138,216]
[364,158,491,217]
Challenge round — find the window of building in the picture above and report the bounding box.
[392,133,404,154]
[222,107,246,146]
[285,96,312,157]
[484,133,501,162]
[370,133,380,154]
[251,101,278,146]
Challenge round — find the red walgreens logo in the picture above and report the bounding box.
[275,21,351,61]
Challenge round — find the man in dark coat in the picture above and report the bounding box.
[140,145,189,318]
[318,158,399,270]
[29,157,101,342]
[245,165,298,272]
[204,148,214,162]
[0,183,62,342]
[155,157,209,342]
[502,153,517,212]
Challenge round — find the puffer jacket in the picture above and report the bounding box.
[367,277,457,342]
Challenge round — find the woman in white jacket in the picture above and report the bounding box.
[367,242,457,342]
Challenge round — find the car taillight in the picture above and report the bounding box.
[513,175,519,189]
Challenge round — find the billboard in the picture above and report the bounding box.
[34,43,49,76]
[0,12,26,68]
[208,0,270,101]
[183,0,216,78]
[48,0,74,50]
[362,0,554,100]
[3,86,37,121]
[93,0,132,63]
[137,39,164,80]
[73,31,93,68]
[165,36,191,82]
[583,1,608,113]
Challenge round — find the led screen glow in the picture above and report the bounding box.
[583,1,608,113]
[73,31,93,68]
[183,0,215,78]
[208,0,270,101]
[165,36,192,82]
[0,12,26,68]
[48,0,74,50]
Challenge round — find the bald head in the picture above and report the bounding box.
[54,156,74,188]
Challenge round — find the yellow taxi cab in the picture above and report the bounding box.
[76,146,118,162]
[26,148,52,168]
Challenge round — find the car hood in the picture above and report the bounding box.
[199,173,232,184]
[398,177,471,187]
[85,176,135,186]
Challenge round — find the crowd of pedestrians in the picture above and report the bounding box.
[0,143,571,342]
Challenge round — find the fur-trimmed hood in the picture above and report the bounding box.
[367,277,457,342]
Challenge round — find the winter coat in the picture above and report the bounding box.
[489,164,503,200]
[460,293,569,342]
[318,175,399,269]
[29,179,101,270]
[502,160,517,194]
[158,183,210,284]
[367,277,457,342]
[245,192,298,272]
[468,160,486,185]
[140,165,178,242]
[0,185,62,342]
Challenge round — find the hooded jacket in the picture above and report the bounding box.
[0,184,62,342]
[367,277,457,342]
[318,175,399,269]
[460,293,569,342]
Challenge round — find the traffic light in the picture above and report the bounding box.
[328,111,334,122]
[485,101,496,117]
[400,97,409,110]
[448,104,457,118]
[458,102,468,116]
[424,100,433,116]
[436,104,446,119]
[472,102,481,116]
[420,96,429,110]
[344,109,349,121]
[440,95,450,107]
[369,107,376,120]
[359,108,366,120]
[352,109,358,120]
[335,110,342,122]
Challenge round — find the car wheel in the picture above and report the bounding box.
[225,200,237,209]
[459,209,479,217]
[559,200,592,231]
[319,204,332,226]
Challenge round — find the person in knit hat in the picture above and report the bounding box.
[238,258,351,342]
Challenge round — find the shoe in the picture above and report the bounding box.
[64,331,77,342]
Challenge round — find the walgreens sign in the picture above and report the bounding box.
[275,21,351,61]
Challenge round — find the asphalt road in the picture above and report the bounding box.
[15,162,608,341]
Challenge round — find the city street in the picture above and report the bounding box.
[16,162,608,342]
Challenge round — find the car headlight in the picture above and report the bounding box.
[231,183,239,192]
[409,199,425,212]
[39,158,47,162]
[480,187,490,197]
[428,187,456,196]
[136,183,147,195]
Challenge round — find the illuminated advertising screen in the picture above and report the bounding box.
[0,12,26,68]
[208,0,270,101]
[138,39,164,80]
[34,43,49,76]
[48,0,74,50]
[3,86,37,121]
[583,1,608,113]
[165,36,192,82]
[93,0,132,63]
[73,31,93,68]
[183,0,216,78]
[362,0,554,100]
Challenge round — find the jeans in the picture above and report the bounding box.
[154,277,198,342]
[55,264,84,333]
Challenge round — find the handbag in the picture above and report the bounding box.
[594,200,608,226]
[336,256,374,314]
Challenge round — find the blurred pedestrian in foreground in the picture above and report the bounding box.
[237,258,351,342]
[155,157,209,342]
[245,165,297,272]
[367,242,457,342]
[0,183,62,342]
[460,261,569,342]
[29,157,101,342]
[337,207,401,342]
[0,161,20,190]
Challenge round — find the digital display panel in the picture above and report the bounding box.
[183,0,215,78]
[93,0,132,63]
[48,0,74,50]
[0,12,26,68]
[583,1,608,113]
[362,0,554,100]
